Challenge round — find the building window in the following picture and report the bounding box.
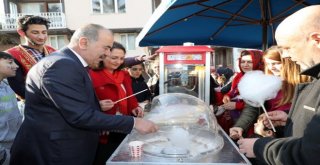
[19,3,45,13]
[48,35,66,49]
[120,33,137,50]
[92,0,126,14]
[9,2,18,15]
[152,0,161,12]
[48,3,62,12]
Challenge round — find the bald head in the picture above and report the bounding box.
[69,24,113,46]
[275,5,320,70]
[276,5,320,43]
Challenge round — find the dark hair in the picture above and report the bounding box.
[128,63,145,70]
[111,41,126,54]
[111,41,126,70]
[0,52,14,60]
[17,15,50,32]
[216,67,233,81]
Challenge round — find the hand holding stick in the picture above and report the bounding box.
[260,103,276,132]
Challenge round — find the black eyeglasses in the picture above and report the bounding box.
[131,68,143,71]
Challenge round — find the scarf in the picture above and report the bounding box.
[102,70,128,115]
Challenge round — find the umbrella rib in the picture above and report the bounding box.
[293,0,314,6]
[197,0,260,24]
[198,3,255,22]
[198,14,259,24]
[272,0,307,22]
[208,0,254,41]
[146,7,211,37]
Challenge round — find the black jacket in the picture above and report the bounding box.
[131,76,152,102]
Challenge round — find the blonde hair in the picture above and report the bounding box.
[263,46,311,107]
[280,58,311,106]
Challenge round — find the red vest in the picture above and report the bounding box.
[6,45,56,76]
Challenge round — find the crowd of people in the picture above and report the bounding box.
[0,16,158,165]
[0,4,319,165]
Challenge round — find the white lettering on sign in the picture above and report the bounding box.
[167,54,202,61]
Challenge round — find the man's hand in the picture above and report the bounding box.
[132,106,144,117]
[99,99,114,111]
[238,138,258,158]
[134,118,159,134]
[261,110,288,128]
[230,127,244,140]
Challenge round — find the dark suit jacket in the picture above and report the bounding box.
[10,47,134,165]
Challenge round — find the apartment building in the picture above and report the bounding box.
[0,0,161,57]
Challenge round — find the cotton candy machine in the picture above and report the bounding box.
[107,93,251,165]
[137,126,223,158]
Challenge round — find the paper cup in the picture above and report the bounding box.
[129,141,144,157]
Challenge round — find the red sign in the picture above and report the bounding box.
[164,53,206,64]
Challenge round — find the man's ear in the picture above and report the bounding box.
[17,29,26,37]
[79,37,88,49]
[310,32,320,48]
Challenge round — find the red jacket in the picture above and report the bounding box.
[89,69,138,116]
[225,72,245,110]
[266,90,291,112]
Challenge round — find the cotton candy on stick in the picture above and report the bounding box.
[238,71,282,132]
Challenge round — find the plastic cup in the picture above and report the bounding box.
[128,141,144,157]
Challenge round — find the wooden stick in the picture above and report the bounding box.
[114,89,148,104]
[260,103,276,132]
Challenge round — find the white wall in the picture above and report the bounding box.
[232,48,242,72]
[64,0,153,30]
[63,0,154,57]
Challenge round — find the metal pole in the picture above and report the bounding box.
[260,0,268,51]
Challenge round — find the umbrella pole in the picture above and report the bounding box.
[261,0,268,51]
[262,22,267,51]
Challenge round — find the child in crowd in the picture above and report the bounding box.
[253,115,276,138]
[147,58,159,99]
[0,52,22,165]
[128,63,152,104]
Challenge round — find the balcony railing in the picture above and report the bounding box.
[0,12,66,30]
